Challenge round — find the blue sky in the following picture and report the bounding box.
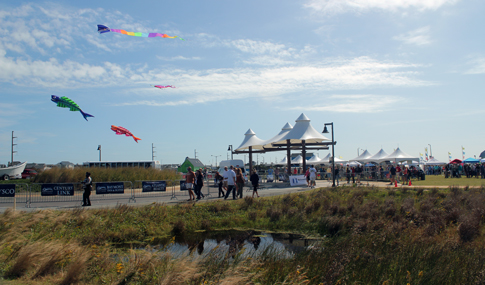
[0,0,484,166]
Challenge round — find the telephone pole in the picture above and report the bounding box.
[152,143,156,161]
[11,131,17,165]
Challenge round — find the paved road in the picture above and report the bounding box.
[0,179,420,213]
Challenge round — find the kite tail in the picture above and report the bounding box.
[80,110,94,121]
[133,136,142,143]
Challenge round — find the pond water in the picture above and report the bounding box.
[150,230,322,260]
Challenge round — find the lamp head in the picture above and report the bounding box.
[322,126,329,134]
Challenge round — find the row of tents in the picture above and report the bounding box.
[274,148,485,166]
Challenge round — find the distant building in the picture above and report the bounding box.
[57,161,75,169]
[82,160,161,169]
[26,163,49,171]
[177,157,205,173]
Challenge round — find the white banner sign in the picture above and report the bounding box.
[289,175,307,186]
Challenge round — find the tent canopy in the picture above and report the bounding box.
[271,113,330,145]
[425,157,446,165]
[235,129,266,151]
[381,147,418,163]
[449,159,462,164]
[349,150,373,162]
[362,148,389,163]
[463,157,480,163]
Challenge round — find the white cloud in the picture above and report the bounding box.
[286,94,402,113]
[156,55,202,61]
[305,0,460,14]
[393,26,432,46]
[117,57,430,107]
[465,57,485,74]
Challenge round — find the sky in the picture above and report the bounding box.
[0,0,484,166]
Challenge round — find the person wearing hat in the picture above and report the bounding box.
[82,172,92,206]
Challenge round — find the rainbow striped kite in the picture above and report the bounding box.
[97,25,184,40]
[152,85,176,89]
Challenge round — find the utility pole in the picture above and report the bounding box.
[194,149,198,159]
[97,145,101,161]
[152,143,156,161]
[11,131,17,166]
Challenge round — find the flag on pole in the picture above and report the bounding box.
[425,147,428,161]
[448,152,452,162]
[462,146,465,160]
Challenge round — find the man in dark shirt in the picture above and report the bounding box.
[390,165,396,185]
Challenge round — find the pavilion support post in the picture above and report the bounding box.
[249,146,253,173]
[302,140,306,173]
[286,139,291,176]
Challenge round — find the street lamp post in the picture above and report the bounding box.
[323,123,336,187]
[97,145,101,161]
[211,155,221,168]
[227,145,233,160]
[428,144,433,158]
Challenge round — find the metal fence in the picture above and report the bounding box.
[0,183,30,208]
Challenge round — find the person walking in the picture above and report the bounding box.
[309,165,317,188]
[81,172,92,207]
[195,169,205,200]
[334,166,340,186]
[186,167,196,201]
[250,169,260,198]
[215,171,225,198]
[389,165,396,185]
[224,165,237,200]
[236,168,245,199]
[305,167,311,187]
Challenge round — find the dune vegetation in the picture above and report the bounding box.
[1,185,485,284]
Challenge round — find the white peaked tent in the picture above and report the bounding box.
[320,153,331,163]
[362,148,389,163]
[425,157,446,165]
[347,161,362,167]
[291,155,304,164]
[381,147,419,163]
[307,154,324,164]
[276,156,288,165]
[271,113,330,144]
[331,157,347,164]
[263,123,293,148]
[349,150,373,162]
[235,129,266,151]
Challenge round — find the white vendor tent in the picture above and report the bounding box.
[425,157,446,165]
[307,154,324,164]
[349,150,373,162]
[291,155,304,164]
[362,148,389,163]
[381,147,419,163]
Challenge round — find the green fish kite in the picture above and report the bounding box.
[51,95,94,121]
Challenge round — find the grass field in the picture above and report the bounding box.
[2,185,485,284]
[393,174,485,187]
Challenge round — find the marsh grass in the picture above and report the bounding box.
[33,167,181,184]
[3,187,485,284]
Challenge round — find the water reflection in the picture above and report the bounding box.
[152,231,321,260]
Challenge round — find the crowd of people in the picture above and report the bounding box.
[185,165,261,201]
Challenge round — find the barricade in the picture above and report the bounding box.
[30,183,84,206]
[132,180,176,202]
[29,181,134,206]
[92,181,134,203]
[0,183,30,208]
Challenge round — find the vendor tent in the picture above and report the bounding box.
[463,157,480,163]
[425,157,446,165]
[291,155,304,164]
[380,147,418,163]
[347,161,362,167]
[362,148,389,163]
[349,150,373,162]
[307,154,324,164]
[449,159,462,164]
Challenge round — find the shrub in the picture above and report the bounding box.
[172,220,186,236]
[266,208,282,222]
[458,216,480,242]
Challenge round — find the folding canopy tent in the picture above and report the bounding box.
[449,159,462,164]
[463,157,480,163]
[380,147,418,163]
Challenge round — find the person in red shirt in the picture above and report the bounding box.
[396,165,402,183]
[185,167,196,201]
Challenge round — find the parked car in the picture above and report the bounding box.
[22,169,37,179]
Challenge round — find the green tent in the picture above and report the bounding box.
[177,157,205,173]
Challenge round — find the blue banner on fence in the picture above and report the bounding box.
[96,182,124,194]
[180,180,187,190]
[142,181,166,192]
[41,184,74,196]
[0,184,15,197]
